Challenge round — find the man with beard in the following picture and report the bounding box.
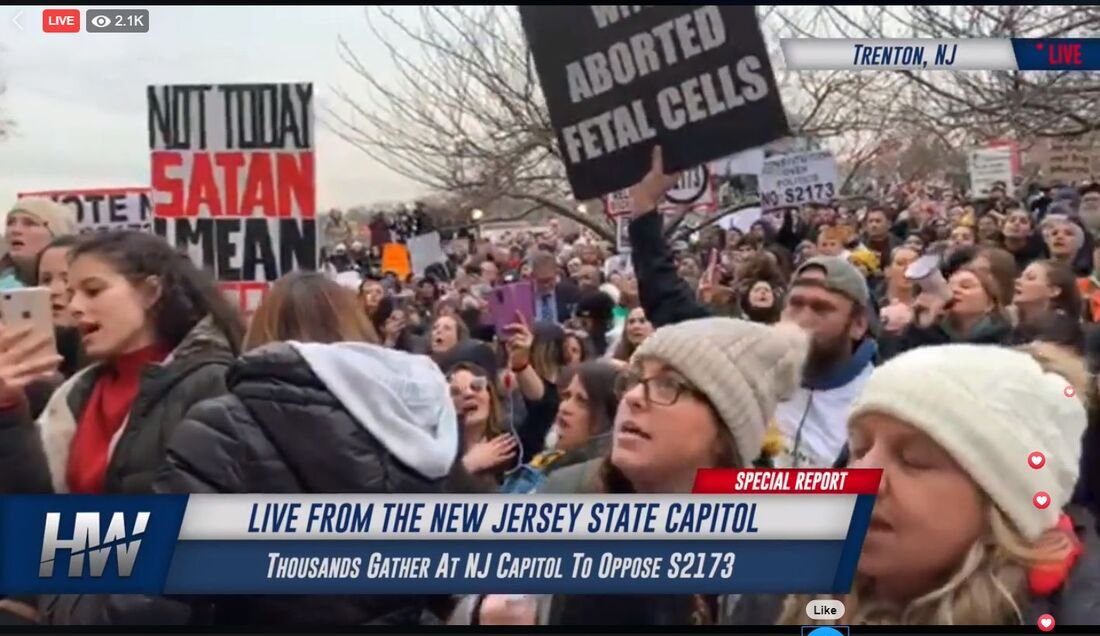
[772,256,876,469]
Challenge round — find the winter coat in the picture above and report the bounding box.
[500,433,610,494]
[0,316,236,625]
[878,312,1014,362]
[154,341,458,625]
[0,315,234,495]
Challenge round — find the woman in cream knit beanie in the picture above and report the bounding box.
[787,343,1097,626]
[2,197,78,289]
[608,317,809,492]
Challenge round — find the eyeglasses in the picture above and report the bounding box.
[616,369,696,407]
[449,376,489,397]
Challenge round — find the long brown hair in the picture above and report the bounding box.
[448,362,506,443]
[244,272,380,351]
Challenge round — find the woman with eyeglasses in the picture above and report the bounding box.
[456,317,808,626]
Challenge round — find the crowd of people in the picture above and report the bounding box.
[0,146,1099,626]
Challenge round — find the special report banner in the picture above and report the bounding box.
[0,469,879,595]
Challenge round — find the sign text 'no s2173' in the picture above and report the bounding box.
[147,83,318,314]
[521,5,789,200]
[758,149,839,211]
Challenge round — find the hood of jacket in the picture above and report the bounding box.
[251,342,458,480]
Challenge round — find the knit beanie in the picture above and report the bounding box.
[848,344,1086,541]
[9,197,77,237]
[633,318,809,466]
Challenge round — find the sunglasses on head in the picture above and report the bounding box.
[449,375,489,396]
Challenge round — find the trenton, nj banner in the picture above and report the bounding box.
[147,82,318,313]
[17,188,152,234]
[521,5,790,200]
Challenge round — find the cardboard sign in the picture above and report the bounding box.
[968,146,1014,197]
[381,243,412,280]
[147,83,318,315]
[521,6,789,199]
[1045,137,1095,184]
[758,150,839,210]
[407,231,447,277]
[16,187,152,233]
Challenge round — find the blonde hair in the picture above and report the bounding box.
[778,507,1074,625]
[777,345,1080,626]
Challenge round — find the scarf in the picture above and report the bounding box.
[66,344,168,494]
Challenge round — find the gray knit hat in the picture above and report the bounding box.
[633,318,809,465]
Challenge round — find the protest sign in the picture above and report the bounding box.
[758,150,839,211]
[407,232,447,277]
[1044,137,1096,184]
[605,162,717,217]
[16,187,152,233]
[381,243,412,280]
[968,146,1014,197]
[659,163,716,215]
[717,206,763,234]
[147,82,317,314]
[521,5,789,200]
[604,189,633,218]
[615,216,631,253]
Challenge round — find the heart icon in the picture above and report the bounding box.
[1038,613,1055,631]
[1029,452,1046,469]
[1034,492,1051,510]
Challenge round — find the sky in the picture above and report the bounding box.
[0,5,428,215]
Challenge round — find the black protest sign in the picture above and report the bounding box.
[521,5,789,200]
[147,82,317,314]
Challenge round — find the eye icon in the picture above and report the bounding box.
[90,14,111,28]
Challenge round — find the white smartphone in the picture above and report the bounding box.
[0,287,57,348]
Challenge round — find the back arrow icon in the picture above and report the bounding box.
[12,10,23,31]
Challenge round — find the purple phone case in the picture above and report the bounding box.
[488,282,535,334]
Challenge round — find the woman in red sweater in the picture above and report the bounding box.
[0,231,243,624]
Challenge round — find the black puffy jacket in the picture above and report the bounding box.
[153,342,457,625]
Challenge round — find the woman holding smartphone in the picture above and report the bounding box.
[0,231,243,625]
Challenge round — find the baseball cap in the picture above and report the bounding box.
[792,256,870,308]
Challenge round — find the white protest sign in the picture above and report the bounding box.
[717,207,763,234]
[659,164,716,215]
[968,146,1014,197]
[758,150,839,211]
[615,216,631,253]
[606,163,718,217]
[407,231,447,276]
[18,188,152,233]
[605,189,633,218]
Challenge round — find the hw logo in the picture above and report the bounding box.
[39,512,150,577]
